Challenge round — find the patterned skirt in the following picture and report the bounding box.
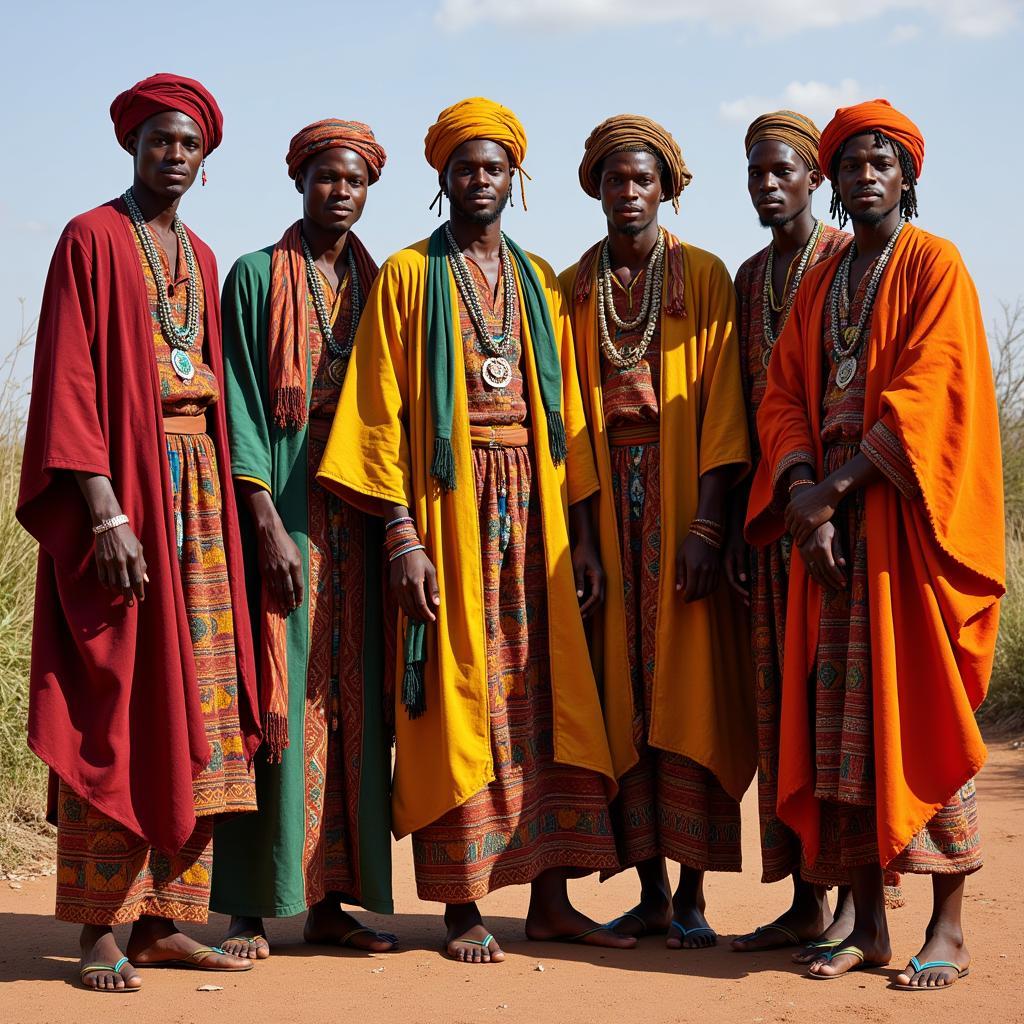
[608,441,742,873]
[55,431,255,925]
[802,442,982,881]
[412,443,619,904]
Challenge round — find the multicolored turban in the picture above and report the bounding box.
[744,110,821,172]
[285,119,387,182]
[818,99,925,180]
[110,73,223,155]
[578,114,692,213]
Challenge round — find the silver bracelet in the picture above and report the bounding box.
[388,543,425,562]
[92,514,129,536]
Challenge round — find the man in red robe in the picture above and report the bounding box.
[18,74,261,992]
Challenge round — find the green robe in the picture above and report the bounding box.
[211,247,392,917]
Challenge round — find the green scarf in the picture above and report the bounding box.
[424,226,567,492]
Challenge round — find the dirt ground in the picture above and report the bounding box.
[1,740,1021,1024]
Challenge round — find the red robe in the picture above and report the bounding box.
[18,198,261,855]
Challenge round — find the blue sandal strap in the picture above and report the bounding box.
[909,957,962,974]
[670,921,715,938]
[112,957,129,973]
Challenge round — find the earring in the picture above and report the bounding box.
[201,159,207,187]
[508,186,514,209]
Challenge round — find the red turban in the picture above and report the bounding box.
[110,73,224,155]
[285,119,387,182]
[818,99,924,181]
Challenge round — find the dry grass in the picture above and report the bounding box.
[0,313,54,876]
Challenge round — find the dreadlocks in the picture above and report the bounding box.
[829,129,919,227]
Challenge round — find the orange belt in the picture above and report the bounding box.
[163,412,208,435]
[308,418,333,442]
[607,423,659,446]
[469,424,531,448]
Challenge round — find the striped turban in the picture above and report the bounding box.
[578,114,692,213]
[818,99,924,180]
[286,119,387,182]
[110,73,223,155]
[424,97,528,173]
[744,110,821,172]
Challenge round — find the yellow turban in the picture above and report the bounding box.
[744,109,821,172]
[424,96,527,172]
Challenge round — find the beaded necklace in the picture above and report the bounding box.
[597,229,666,370]
[760,220,823,368]
[300,235,362,387]
[828,218,905,389]
[444,223,518,390]
[123,187,201,381]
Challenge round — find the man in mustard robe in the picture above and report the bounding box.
[318,97,633,964]
[560,115,755,950]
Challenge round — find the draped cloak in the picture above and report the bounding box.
[745,224,1004,867]
[17,199,261,855]
[316,239,615,839]
[560,237,756,801]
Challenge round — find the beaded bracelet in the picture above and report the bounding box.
[389,543,425,563]
[384,515,415,532]
[690,517,723,534]
[689,526,723,551]
[384,520,423,562]
[92,514,130,536]
[788,478,815,494]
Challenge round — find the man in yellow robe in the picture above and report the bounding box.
[560,115,755,950]
[318,97,633,964]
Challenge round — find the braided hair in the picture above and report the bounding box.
[829,130,919,227]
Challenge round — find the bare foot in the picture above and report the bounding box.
[78,926,141,993]
[303,901,397,953]
[792,887,854,963]
[610,897,672,939]
[895,924,970,990]
[220,915,270,959]
[525,906,637,949]
[666,904,717,950]
[807,926,891,979]
[444,904,504,964]
[127,917,252,971]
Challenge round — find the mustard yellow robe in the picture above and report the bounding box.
[560,235,756,802]
[318,239,615,839]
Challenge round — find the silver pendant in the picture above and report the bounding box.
[835,356,857,390]
[481,355,512,390]
[327,356,348,387]
[171,348,196,382]
[761,346,773,369]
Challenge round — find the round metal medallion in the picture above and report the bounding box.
[171,348,196,382]
[835,356,858,390]
[328,356,348,387]
[481,355,513,390]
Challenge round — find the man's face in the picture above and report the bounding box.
[746,140,821,228]
[444,139,511,226]
[297,148,369,234]
[599,150,663,237]
[836,133,906,226]
[127,111,203,200]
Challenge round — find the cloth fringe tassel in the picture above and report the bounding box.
[430,436,457,491]
[272,386,308,430]
[546,410,567,465]
[402,620,427,719]
[262,711,289,764]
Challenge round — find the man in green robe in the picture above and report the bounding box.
[212,119,394,957]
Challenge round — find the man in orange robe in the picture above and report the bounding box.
[561,115,754,950]
[747,99,1003,989]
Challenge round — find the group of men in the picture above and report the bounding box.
[18,73,1004,996]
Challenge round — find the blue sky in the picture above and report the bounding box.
[3,0,1021,363]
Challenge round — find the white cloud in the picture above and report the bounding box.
[719,79,864,125]
[434,0,1020,37]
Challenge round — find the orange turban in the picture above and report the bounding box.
[285,119,387,182]
[424,97,527,173]
[745,110,821,172]
[818,99,924,180]
[578,114,691,214]
[110,73,223,155]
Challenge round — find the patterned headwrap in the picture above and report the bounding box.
[285,119,387,182]
[818,99,925,180]
[578,114,692,213]
[745,110,821,172]
[110,73,223,155]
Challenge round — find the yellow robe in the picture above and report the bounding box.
[559,235,756,802]
[319,238,615,839]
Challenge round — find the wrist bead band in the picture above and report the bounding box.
[385,515,415,532]
[92,514,129,536]
[690,517,723,533]
[788,478,815,494]
[385,520,423,562]
[389,543,425,563]
[689,527,723,551]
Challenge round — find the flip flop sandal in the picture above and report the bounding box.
[550,924,632,945]
[732,922,801,951]
[808,945,888,979]
[79,956,139,993]
[792,938,842,962]
[135,945,254,971]
[891,956,970,991]
[668,921,718,948]
[445,932,499,962]
[224,934,270,957]
[339,927,399,950]
[608,911,658,938]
